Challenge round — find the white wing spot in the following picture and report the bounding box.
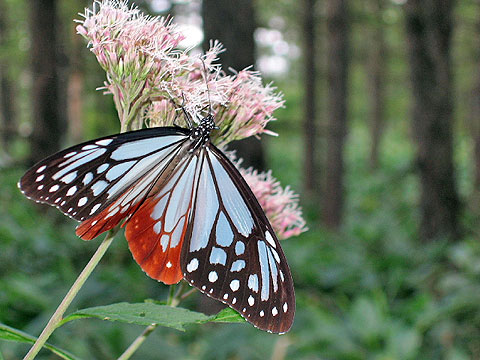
[201,285,206,290]
[96,139,113,146]
[248,295,255,306]
[55,198,61,203]
[82,144,98,150]
[223,293,229,300]
[66,186,77,196]
[248,274,259,293]
[105,206,119,219]
[36,165,47,173]
[271,248,281,264]
[208,271,218,283]
[283,303,288,312]
[91,181,108,196]
[209,247,227,265]
[92,220,98,226]
[242,308,246,312]
[78,197,88,207]
[186,258,199,273]
[83,172,93,185]
[37,185,44,190]
[90,203,101,215]
[153,221,162,234]
[36,175,44,182]
[265,231,276,248]
[260,310,265,317]
[63,152,76,158]
[235,241,245,255]
[231,260,246,272]
[49,185,59,192]
[272,307,278,316]
[232,297,237,304]
[97,163,109,173]
[230,279,240,292]
[166,261,172,268]
[60,171,77,184]
[209,289,214,294]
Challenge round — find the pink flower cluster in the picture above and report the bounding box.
[209,69,284,147]
[76,0,186,129]
[77,0,306,239]
[236,160,307,239]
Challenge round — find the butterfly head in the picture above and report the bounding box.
[190,114,218,142]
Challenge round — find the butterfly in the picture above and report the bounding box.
[18,114,295,333]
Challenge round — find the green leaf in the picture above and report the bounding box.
[61,302,212,331]
[0,323,79,360]
[210,307,246,324]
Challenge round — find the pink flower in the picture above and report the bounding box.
[232,155,307,240]
[76,0,185,129]
[209,69,284,147]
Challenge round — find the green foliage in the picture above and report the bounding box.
[0,323,79,360]
[3,0,480,359]
[4,117,480,358]
[60,303,244,331]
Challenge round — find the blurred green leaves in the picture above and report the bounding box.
[0,323,79,360]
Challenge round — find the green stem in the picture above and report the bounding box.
[117,324,157,360]
[23,228,118,360]
[117,282,190,360]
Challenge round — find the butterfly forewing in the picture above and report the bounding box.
[180,145,295,334]
[19,127,189,224]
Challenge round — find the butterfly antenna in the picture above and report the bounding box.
[201,58,219,130]
[179,94,193,129]
[200,58,213,117]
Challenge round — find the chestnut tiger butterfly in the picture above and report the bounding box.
[18,114,295,333]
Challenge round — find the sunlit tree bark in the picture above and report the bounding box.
[405,0,460,241]
[323,0,349,229]
[28,0,63,165]
[470,1,480,192]
[67,24,85,144]
[302,0,318,195]
[368,0,386,170]
[0,0,16,151]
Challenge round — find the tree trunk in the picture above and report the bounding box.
[368,0,386,170]
[470,1,480,190]
[0,0,16,151]
[28,0,62,165]
[67,23,85,144]
[202,0,265,170]
[405,0,460,241]
[323,0,349,230]
[302,0,318,195]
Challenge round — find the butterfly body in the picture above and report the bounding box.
[19,116,295,333]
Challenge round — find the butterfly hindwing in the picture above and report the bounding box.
[19,127,189,224]
[180,145,295,334]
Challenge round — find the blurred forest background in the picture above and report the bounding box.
[2,0,480,359]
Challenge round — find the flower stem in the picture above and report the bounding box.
[23,228,118,360]
[117,324,157,360]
